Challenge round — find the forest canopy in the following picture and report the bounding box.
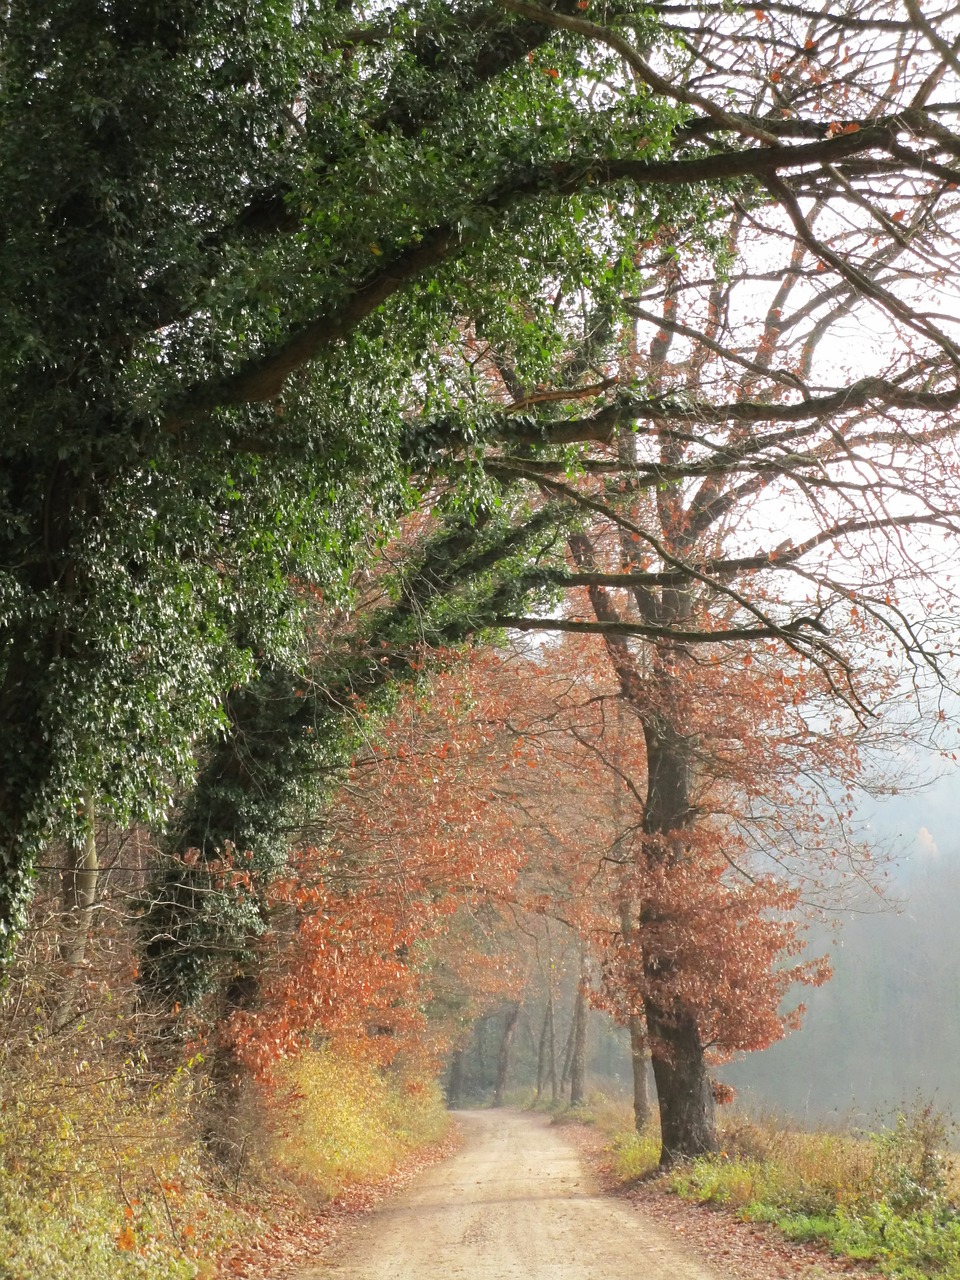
[3,0,960,1167]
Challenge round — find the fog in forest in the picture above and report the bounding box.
[722,766,960,1125]
[452,763,960,1128]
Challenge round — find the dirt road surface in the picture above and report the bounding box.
[305,1110,726,1280]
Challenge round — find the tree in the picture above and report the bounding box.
[0,0,700,948]
[307,636,849,1151]
[385,1,960,1155]
[6,0,960,956]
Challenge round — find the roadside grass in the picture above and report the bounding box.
[0,1037,449,1280]
[596,1095,960,1280]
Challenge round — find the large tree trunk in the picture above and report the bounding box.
[645,1001,715,1164]
[641,717,718,1164]
[493,1000,521,1107]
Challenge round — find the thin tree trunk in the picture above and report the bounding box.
[535,1001,550,1101]
[559,1003,577,1095]
[474,1015,489,1090]
[548,989,558,1103]
[53,795,98,1031]
[628,1013,650,1131]
[206,972,260,1173]
[569,984,588,1107]
[493,1000,521,1107]
[447,1046,466,1108]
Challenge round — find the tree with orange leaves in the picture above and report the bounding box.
[232,633,863,1159]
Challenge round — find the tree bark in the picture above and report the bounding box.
[205,972,260,1173]
[52,794,98,1032]
[548,990,558,1103]
[645,1001,716,1165]
[628,1014,650,1132]
[58,795,98,969]
[493,1000,521,1107]
[569,985,588,1107]
[641,716,718,1164]
[535,1001,550,1101]
[559,1003,577,1095]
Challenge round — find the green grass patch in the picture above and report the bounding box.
[609,1128,661,1181]
[654,1103,960,1280]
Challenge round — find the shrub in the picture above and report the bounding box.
[254,1046,449,1199]
[0,1045,239,1280]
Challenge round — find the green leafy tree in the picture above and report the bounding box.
[0,0,695,945]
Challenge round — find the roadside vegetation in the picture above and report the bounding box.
[595,1098,960,1280]
[7,7,960,1274]
[0,1026,448,1280]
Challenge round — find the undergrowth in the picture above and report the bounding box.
[0,1036,448,1280]
[255,1046,450,1199]
[0,1042,235,1280]
[602,1097,960,1280]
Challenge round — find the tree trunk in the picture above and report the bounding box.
[559,1003,577,1095]
[205,972,260,1173]
[645,1000,716,1166]
[569,985,588,1107]
[640,722,718,1164]
[548,990,558,1103]
[52,795,98,1032]
[535,1001,550,1101]
[0,625,62,954]
[447,1046,466,1108]
[628,1014,650,1131]
[611,697,649,1131]
[493,1000,521,1107]
[474,1015,489,1090]
[59,796,98,965]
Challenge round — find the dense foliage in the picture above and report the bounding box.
[5,0,960,1193]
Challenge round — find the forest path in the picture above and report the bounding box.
[303,1109,726,1280]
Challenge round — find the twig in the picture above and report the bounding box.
[152,1165,183,1252]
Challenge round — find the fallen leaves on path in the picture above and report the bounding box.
[569,1125,881,1280]
[215,1127,463,1280]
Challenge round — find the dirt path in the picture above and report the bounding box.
[301,1110,726,1280]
